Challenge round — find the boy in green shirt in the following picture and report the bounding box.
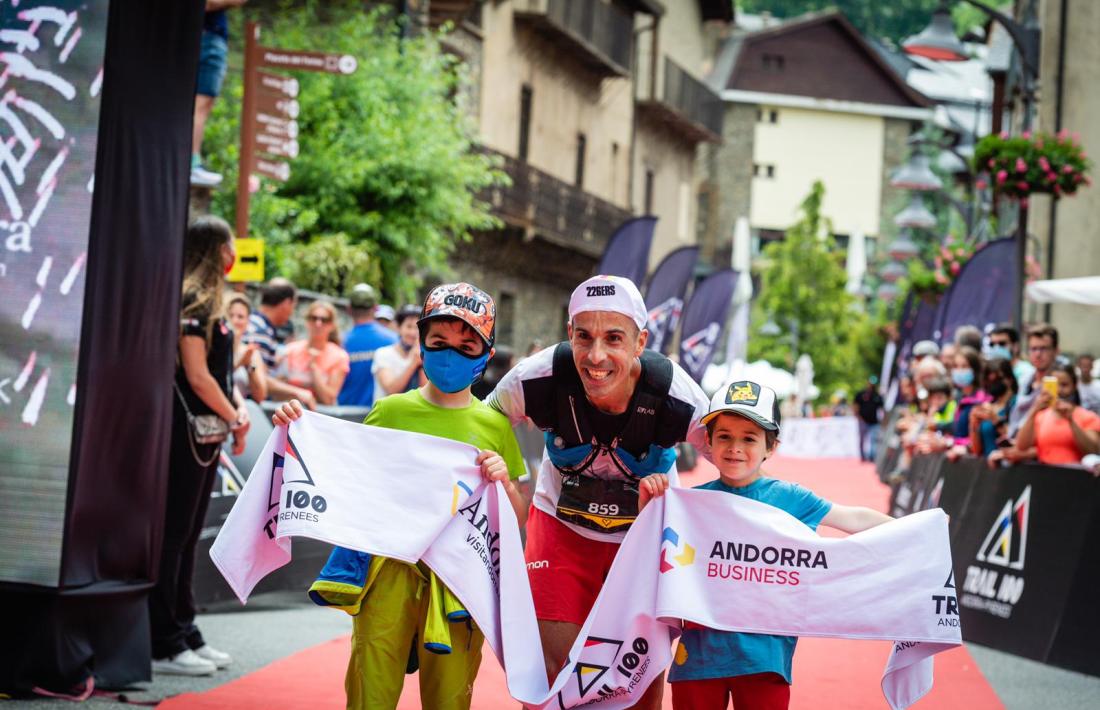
[273,282,526,710]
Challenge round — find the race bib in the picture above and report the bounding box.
[555,475,639,534]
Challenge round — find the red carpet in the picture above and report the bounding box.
[161,457,1003,709]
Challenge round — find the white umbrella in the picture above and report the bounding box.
[845,229,866,295]
[1026,276,1100,306]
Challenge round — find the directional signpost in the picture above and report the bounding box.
[235,21,358,255]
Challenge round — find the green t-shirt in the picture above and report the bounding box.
[364,389,526,481]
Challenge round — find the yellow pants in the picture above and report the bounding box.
[345,560,484,710]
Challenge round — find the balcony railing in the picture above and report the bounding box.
[478,147,632,258]
[638,57,723,143]
[514,0,633,77]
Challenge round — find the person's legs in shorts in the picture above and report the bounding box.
[524,506,664,707]
[345,560,422,710]
[193,30,228,160]
[671,677,731,709]
[417,612,484,710]
[728,672,790,710]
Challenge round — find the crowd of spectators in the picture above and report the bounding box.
[886,322,1100,478]
[228,277,427,412]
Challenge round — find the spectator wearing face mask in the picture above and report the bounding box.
[946,347,992,446]
[969,358,1017,458]
[1015,363,1100,465]
[987,324,1034,390]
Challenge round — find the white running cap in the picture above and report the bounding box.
[568,275,647,332]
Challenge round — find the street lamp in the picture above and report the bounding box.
[894,195,937,230]
[904,0,1041,329]
[902,3,967,61]
[889,154,942,192]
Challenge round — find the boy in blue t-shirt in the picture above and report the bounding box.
[639,380,893,709]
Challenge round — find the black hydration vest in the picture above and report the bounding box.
[521,342,696,533]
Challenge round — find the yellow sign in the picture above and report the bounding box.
[227,238,264,282]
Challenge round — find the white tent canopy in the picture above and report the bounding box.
[1026,276,1100,306]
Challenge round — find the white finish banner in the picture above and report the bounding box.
[779,415,862,458]
[212,412,961,709]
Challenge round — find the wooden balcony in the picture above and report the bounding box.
[479,147,632,258]
[514,0,634,78]
[637,57,723,143]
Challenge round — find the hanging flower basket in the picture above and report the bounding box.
[974,130,1092,200]
[905,239,976,303]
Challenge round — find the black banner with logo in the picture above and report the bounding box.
[932,457,1099,675]
[889,451,947,517]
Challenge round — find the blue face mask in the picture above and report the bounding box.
[987,345,1012,360]
[421,346,490,393]
[952,368,975,387]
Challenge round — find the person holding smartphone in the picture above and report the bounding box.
[1015,362,1100,465]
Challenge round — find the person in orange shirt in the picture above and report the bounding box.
[280,300,350,406]
[1016,363,1100,465]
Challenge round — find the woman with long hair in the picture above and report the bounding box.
[1016,362,1100,465]
[280,299,350,406]
[151,215,250,676]
[969,357,1018,457]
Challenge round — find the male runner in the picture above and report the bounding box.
[487,274,710,708]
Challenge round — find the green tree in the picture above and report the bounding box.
[203,3,505,302]
[748,181,880,401]
[735,0,1010,46]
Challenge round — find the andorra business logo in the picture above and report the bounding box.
[659,526,695,573]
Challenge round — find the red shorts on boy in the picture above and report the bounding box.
[524,506,620,625]
[670,672,790,710]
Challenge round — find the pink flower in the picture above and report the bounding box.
[1039,156,1051,172]
[976,179,988,190]
[935,272,949,285]
[1015,157,1028,173]
[940,246,952,260]
[1053,184,1062,196]
[1022,131,1031,139]
[1086,176,1094,186]
[1058,129,1069,139]
[1063,165,1075,174]
[1081,151,1088,159]
[1016,180,1030,191]
[987,159,996,168]
[950,262,961,276]
[999,131,1010,139]
[934,256,943,268]
[1047,172,1057,183]
[996,169,1008,184]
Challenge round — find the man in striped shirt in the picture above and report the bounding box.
[244,278,316,407]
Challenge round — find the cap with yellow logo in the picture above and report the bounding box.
[701,380,781,432]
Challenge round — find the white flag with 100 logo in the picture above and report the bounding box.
[211,412,961,709]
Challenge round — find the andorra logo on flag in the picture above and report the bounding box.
[451,481,473,515]
[659,526,695,574]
